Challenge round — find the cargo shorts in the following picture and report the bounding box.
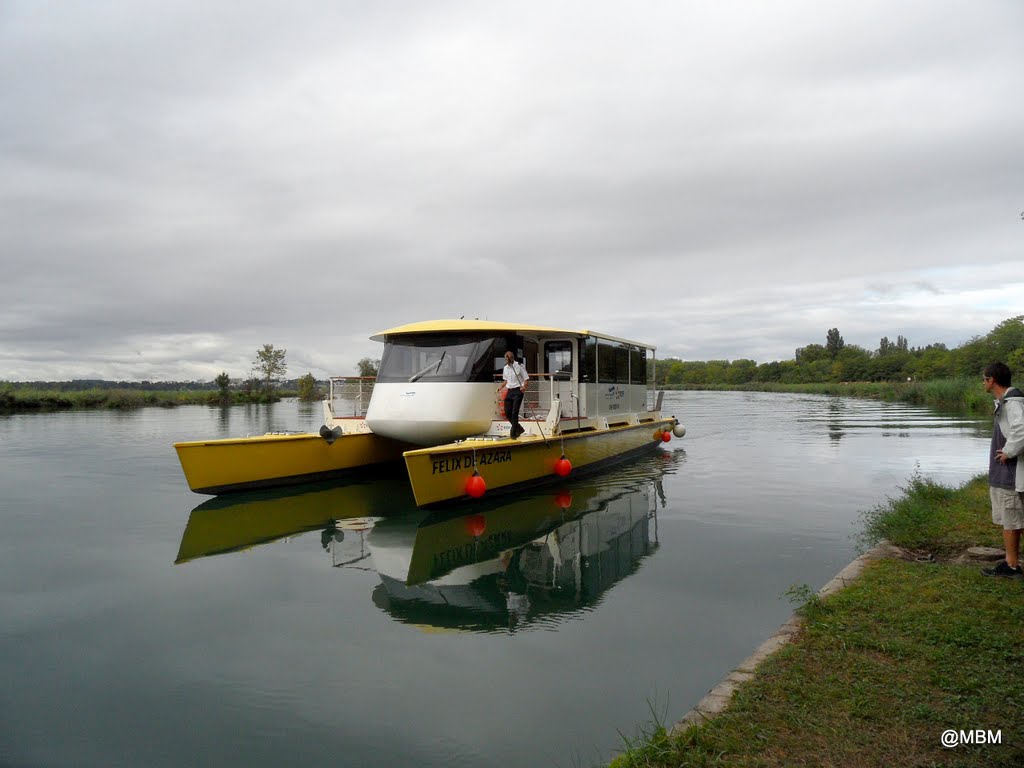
[990,486,1024,530]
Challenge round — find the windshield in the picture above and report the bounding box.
[376,334,505,384]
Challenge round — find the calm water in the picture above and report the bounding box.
[0,392,989,767]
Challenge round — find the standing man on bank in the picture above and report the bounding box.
[498,350,529,439]
[981,362,1024,578]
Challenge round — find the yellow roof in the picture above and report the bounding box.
[370,319,655,349]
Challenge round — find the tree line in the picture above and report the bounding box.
[652,316,1024,387]
[9,317,1022,412]
[3,343,383,410]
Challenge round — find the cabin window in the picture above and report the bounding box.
[377,334,502,383]
[580,337,597,383]
[495,335,536,380]
[544,341,573,380]
[597,343,617,383]
[630,348,646,384]
[524,339,539,376]
[615,347,629,383]
[597,342,634,383]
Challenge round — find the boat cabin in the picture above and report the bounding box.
[363,320,658,446]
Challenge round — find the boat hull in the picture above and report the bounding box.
[403,418,677,507]
[174,431,410,495]
[365,382,496,445]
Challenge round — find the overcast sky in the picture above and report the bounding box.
[2,1,1022,381]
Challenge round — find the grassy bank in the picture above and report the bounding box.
[0,386,299,412]
[609,475,1024,767]
[678,378,992,415]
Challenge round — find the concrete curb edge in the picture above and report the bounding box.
[668,540,905,734]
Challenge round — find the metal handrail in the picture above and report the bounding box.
[493,372,570,419]
[328,376,376,417]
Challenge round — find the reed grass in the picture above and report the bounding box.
[858,474,997,556]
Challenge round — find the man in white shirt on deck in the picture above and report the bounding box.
[498,350,529,439]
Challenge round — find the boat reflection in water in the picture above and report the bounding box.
[176,449,684,632]
[174,467,408,565]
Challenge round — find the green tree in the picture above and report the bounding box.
[832,345,872,382]
[664,359,685,386]
[952,336,988,377]
[951,317,1024,376]
[705,360,728,385]
[776,360,802,383]
[755,361,783,382]
[988,316,1024,361]
[725,359,757,384]
[826,328,845,359]
[252,344,287,394]
[909,347,954,380]
[795,343,829,364]
[869,351,911,381]
[1008,348,1024,378]
[357,357,380,377]
[680,361,709,387]
[214,371,231,403]
[297,372,319,401]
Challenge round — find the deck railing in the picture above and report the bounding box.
[493,373,569,420]
[325,374,665,422]
[326,373,664,422]
[327,376,376,417]
[491,377,664,420]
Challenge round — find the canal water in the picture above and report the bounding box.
[0,391,990,767]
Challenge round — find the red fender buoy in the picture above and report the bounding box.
[465,471,487,499]
[661,430,671,442]
[554,455,572,477]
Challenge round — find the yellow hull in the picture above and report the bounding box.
[175,479,404,563]
[174,431,410,494]
[403,418,677,507]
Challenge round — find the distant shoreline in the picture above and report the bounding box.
[0,378,990,415]
[664,378,992,416]
[0,385,303,412]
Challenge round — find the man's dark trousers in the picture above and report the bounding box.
[506,387,524,436]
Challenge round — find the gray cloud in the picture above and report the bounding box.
[2,0,1022,381]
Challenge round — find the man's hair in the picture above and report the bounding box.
[983,362,1012,387]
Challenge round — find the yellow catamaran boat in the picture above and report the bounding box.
[174,320,685,505]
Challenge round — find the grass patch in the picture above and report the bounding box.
[858,473,998,557]
[608,474,1024,768]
